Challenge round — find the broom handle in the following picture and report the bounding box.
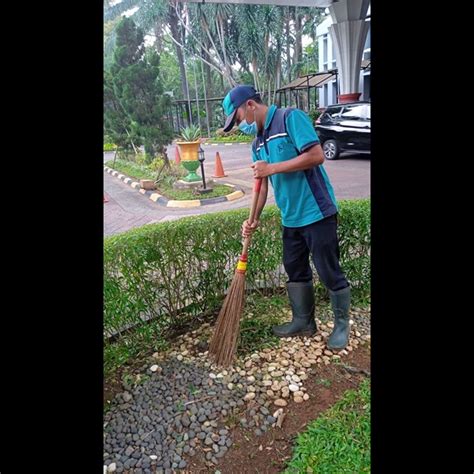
[241,178,262,256]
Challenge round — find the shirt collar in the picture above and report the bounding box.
[264,104,277,130]
[257,104,277,139]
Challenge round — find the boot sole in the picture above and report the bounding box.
[273,330,317,338]
[327,340,349,351]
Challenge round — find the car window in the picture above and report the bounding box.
[321,106,343,122]
[340,104,368,120]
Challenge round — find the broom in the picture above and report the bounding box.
[208,178,263,367]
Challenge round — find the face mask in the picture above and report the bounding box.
[238,104,257,135]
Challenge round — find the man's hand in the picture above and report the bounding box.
[251,160,274,178]
[242,219,259,238]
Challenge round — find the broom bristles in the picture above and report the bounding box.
[208,270,246,367]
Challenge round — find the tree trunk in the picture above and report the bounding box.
[274,52,281,103]
[168,4,191,124]
[216,14,236,87]
[294,8,303,79]
[201,46,213,131]
[286,8,292,83]
[153,21,163,53]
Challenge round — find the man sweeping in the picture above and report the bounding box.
[221,85,351,351]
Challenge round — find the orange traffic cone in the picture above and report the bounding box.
[212,152,227,178]
[175,146,181,165]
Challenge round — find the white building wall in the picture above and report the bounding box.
[316,9,370,107]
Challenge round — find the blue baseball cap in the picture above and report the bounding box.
[222,85,260,132]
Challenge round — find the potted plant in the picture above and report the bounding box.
[176,125,202,182]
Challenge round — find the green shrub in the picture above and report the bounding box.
[179,125,201,141]
[134,153,149,166]
[104,201,370,373]
[308,108,322,124]
[104,143,117,151]
[214,127,246,138]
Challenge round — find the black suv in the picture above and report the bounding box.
[315,101,370,160]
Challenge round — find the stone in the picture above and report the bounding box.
[150,365,159,372]
[244,392,256,401]
[274,399,287,407]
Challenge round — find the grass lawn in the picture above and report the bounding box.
[106,159,236,200]
[284,378,371,473]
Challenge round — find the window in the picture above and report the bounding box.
[323,34,328,70]
[331,40,337,68]
[364,26,371,50]
[321,105,343,123]
[332,81,337,103]
[340,104,369,120]
[363,24,370,60]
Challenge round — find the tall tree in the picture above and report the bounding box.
[107,18,173,161]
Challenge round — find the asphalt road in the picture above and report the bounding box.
[104,143,370,236]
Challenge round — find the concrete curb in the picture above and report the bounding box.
[104,166,245,208]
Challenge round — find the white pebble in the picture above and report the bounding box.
[150,365,159,372]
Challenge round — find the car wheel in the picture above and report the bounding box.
[323,140,340,160]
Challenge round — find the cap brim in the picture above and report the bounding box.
[223,109,237,132]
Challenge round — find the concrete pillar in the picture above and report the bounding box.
[328,0,370,103]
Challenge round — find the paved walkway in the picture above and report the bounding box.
[104,144,369,236]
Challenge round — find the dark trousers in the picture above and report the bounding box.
[282,214,349,292]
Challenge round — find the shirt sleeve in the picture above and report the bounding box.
[285,109,320,153]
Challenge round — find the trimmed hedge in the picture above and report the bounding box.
[104,200,370,372]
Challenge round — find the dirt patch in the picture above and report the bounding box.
[183,343,370,473]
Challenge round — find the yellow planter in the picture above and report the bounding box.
[176,140,201,161]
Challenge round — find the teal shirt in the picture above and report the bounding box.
[252,105,338,227]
